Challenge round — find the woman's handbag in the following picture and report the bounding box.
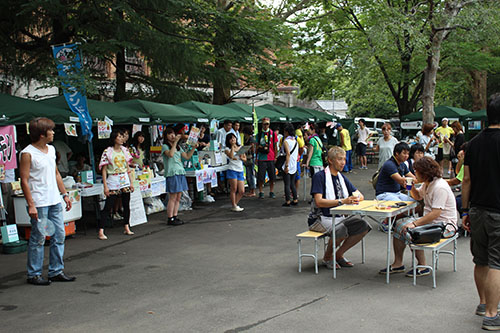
[407,222,456,244]
[275,142,297,171]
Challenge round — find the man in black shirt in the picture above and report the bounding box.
[462,93,500,330]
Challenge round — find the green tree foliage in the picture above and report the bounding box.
[280,0,499,120]
[0,0,291,104]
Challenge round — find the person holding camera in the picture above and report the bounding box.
[256,117,278,199]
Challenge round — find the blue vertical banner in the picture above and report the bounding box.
[51,43,93,141]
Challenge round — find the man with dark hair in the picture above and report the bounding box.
[20,117,75,286]
[256,117,278,199]
[356,119,373,170]
[375,142,415,201]
[336,123,353,172]
[462,93,500,330]
[216,120,234,149]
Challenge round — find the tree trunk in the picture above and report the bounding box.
[212,58,231,105]
[421,1,463,124]
[470,70,487,111]
[114,47,126,102]
[212,0,232,105]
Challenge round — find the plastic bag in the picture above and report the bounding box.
[178,191,193,211]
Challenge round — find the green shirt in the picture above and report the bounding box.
[161,144,186,177]
[456,165,464,182]
[309,136,323,167]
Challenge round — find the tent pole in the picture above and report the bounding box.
[87,138,96,183]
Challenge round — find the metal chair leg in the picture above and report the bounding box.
[314,239,318,274]
[298,239,302,273]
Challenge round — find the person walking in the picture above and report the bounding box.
[162,126,198,225]
[98,130,135,240]
[462,93,500,330]
[336,123,353,172]
[281,123,299,207]
[356,119,373,169]
[374,122,399,170]
[20,117,76,285]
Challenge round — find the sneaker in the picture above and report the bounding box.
[405,268,431,277]
[322,260,340,270]
[231,206,244,212]
[379,265,405,274]
[113,213,123,220]
[259,192,264,199]
[476,304,500,317]
[483,315,500,331]
[269,192,276,199]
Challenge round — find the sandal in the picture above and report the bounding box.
[336,258,354,268]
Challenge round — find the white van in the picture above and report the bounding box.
[354,117,389,135]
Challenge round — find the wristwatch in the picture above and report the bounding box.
[337,200,343,207]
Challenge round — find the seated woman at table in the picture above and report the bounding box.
[224,133,246,212]
[309,146,372,269]
[69,153,91,181]
[380,156,458,277]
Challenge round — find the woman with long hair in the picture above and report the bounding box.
[224,132,247,211]
[162,126,198,225]
[129,131,146,168]
[98,130,135,240]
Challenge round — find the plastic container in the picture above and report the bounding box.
[2,240,28,254]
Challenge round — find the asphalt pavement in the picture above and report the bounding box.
[0,163,482,332]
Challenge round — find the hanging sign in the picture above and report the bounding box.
[98,121,111,139]
[0,125,17,170]
[64,123,78,136]
[52,43,93,141]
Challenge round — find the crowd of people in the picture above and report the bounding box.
[16,94,500,331]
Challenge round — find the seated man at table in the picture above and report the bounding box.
[309,146,372,269]
[375,142,415,201]
[380,157,458,277]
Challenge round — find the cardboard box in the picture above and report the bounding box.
[1,224,19,244]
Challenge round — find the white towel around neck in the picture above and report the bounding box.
[324,166,349,200]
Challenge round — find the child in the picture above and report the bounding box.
[162,126,198,225]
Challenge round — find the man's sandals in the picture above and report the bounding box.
[336,258,354,268]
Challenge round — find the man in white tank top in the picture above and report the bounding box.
[20,117,75,286]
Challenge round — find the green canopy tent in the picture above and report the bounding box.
[224,103,288,123]
[260,104,313,123]
[39,96,152,124]
[402,105,472,122]
[290,106,336,122]
[0,93,73,124]
[177,101,252,123]
[117,99,209,124]
[464,109,487,121]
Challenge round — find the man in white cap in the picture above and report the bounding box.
[434,118,454,173]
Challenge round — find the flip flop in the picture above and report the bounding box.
[336,258,354,268]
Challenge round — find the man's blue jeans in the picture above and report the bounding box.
[27,203,65,278]
[343,150,353,172]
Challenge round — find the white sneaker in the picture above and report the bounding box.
[113,213,124,220]
[231,206,244,212]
